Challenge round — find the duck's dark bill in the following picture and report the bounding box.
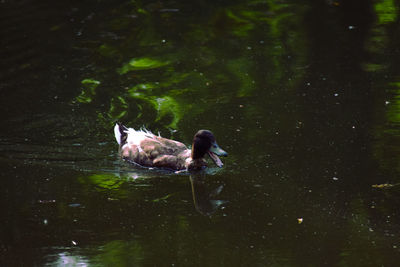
[208,151,223,167]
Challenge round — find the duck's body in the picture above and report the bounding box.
[114,123,227,171]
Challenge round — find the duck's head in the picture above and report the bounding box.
[191,130,228,168]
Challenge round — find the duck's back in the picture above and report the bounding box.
[117,126,191,170]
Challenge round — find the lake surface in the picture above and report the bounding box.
[1,0,400,266]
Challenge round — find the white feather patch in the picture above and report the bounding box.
[124,127,156,152]
[114,124,122,145]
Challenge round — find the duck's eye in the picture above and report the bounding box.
[213,144,217,148]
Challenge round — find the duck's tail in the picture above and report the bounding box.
[114,122,128,146]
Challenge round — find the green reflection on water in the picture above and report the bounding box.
[94,240,144,266]
[364,0,398,70]
[366,0,400,174]
[225,9,255,37]
[98,44,119,58]
[227,58,255,97]
[76,79,101,104]
[72,0,308,133]
[127,90,182,129]
[86,173,124,190]
[375,0,398,25]
[109,96,128,121]
[386,82,400,127]
[118,57,170,74]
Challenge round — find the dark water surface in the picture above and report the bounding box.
[2,0,400,266]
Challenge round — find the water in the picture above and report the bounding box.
[1,0,400,266]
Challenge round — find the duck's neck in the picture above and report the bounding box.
[186,157,207,171]
[188,139,208,170]
[191,145,200,160]
[191,139,208,159]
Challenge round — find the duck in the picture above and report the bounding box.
[114,123,227,171]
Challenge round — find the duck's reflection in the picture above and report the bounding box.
[189,174,227,216]
[114,168,227,216]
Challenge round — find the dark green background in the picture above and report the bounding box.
[1,0,400,265]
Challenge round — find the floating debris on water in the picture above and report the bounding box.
[372,183,399,189]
